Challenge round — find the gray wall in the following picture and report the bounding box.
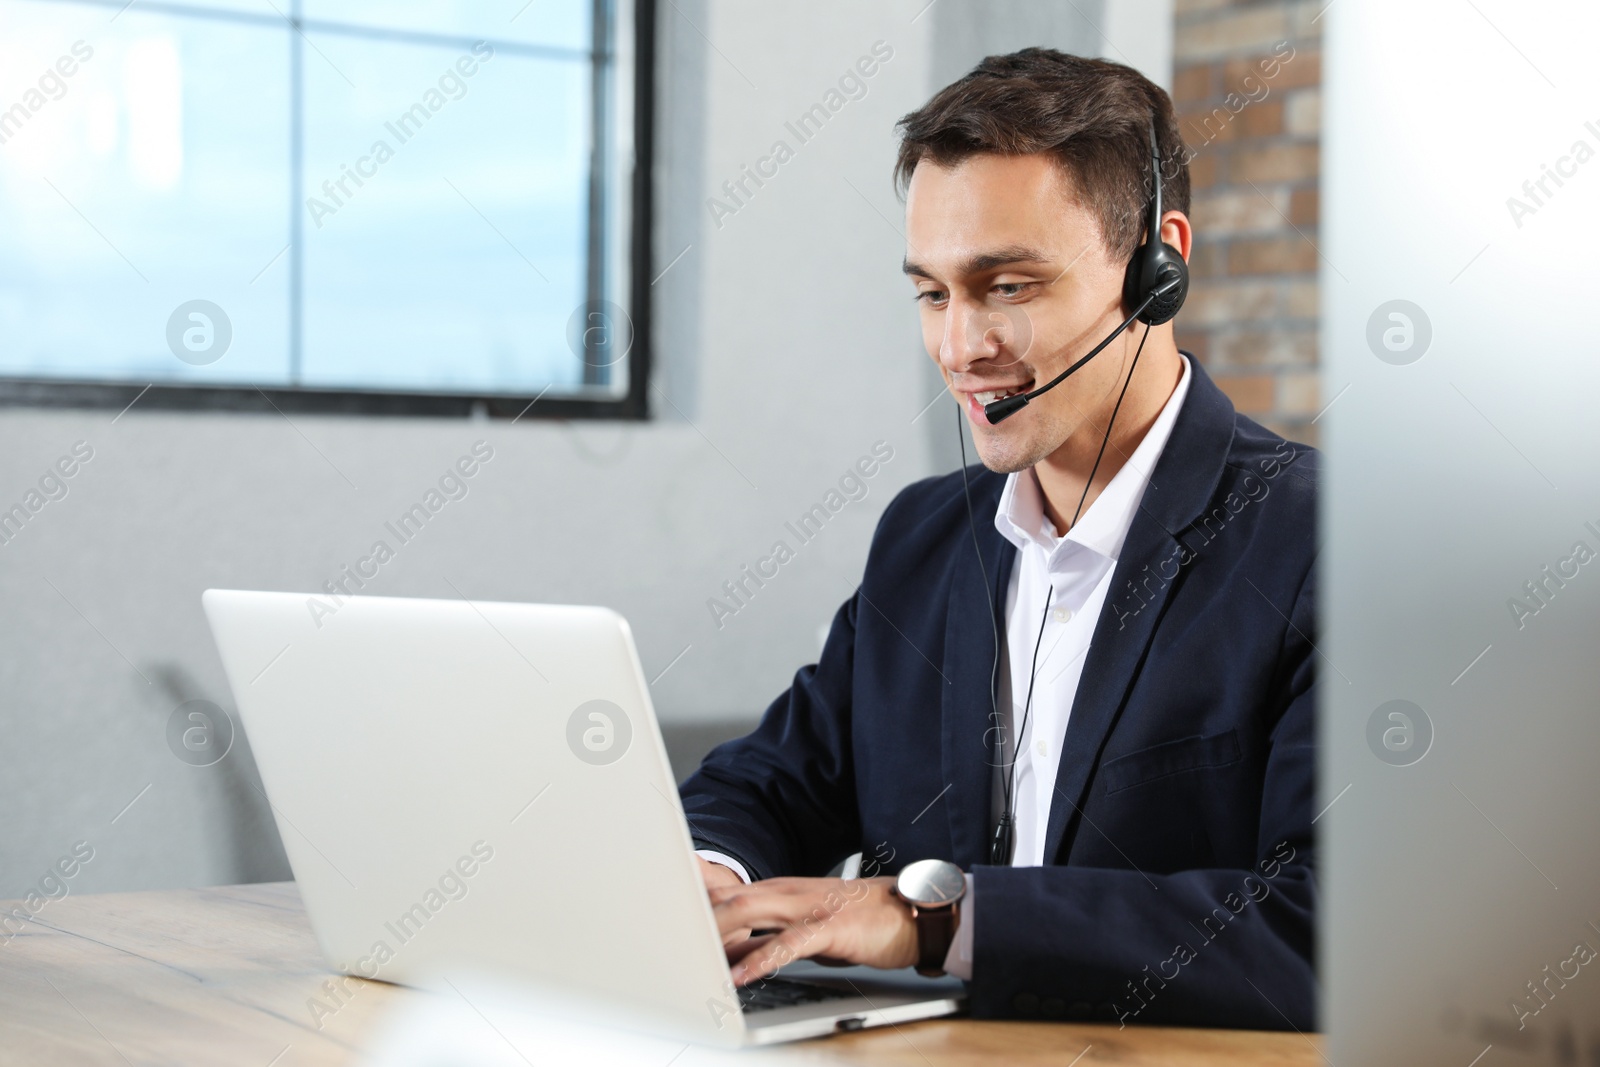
[1,0,1132,896]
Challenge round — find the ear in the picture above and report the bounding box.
[1158,209,1193,263]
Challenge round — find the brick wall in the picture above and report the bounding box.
[1172,0,1323,446]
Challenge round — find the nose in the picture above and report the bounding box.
[947,302,1035,379]
[939,296,1013,376]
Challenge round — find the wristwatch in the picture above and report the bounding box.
[892,859,967,977]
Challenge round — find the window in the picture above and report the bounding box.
[0,0,651,418]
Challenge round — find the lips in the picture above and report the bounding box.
[962,383,1032,426]
[971,387,1028,406]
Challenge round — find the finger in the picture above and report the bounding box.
[725,933,778,966]
[711,889,816,938]
[709,887,781,940]
[706,876,817,905]
[730,927,824,986]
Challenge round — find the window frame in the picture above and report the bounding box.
[0,0,654,422]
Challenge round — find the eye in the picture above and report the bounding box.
[992,282,1035,299]
[915,289,948,307]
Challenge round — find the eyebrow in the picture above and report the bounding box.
[901,244,1055,281]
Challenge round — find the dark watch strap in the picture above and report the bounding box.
[911,904,957,977]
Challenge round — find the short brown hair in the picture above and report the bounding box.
[894,48,1190,261]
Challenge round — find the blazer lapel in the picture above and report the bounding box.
[1041,357,1239,863]
[941,469,1015,870]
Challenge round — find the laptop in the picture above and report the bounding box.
[201,589,964,1046]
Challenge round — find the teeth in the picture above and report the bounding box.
[974,389,1021,405]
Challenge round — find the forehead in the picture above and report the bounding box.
[903,153,1102,273]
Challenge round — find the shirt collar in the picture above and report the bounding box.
[994,353,1193,568]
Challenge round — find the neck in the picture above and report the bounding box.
[1034,334,1184,535]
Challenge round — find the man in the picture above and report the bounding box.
[680,48,1317,1029]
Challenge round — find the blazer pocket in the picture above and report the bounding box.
[1101,729,1242,795]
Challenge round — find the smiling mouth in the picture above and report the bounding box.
[971,386,1030,406]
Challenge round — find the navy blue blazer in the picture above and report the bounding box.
[681,359,1319,1029]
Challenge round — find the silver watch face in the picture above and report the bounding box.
[895,858,966,907]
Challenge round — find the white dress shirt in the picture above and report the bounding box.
[993,354,1192,868]
[701,355,1192,981]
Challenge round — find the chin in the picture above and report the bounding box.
[971,432,1044,475]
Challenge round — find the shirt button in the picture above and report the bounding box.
[1036,739,1048,757]
[1053,607,1072,623]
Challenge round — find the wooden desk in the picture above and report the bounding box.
[0,883,1322,1066]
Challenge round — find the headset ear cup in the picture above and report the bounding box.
[1123,239,1189,326]
[1144,242,1189,325]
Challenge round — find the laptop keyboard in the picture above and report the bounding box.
[737,976,859,1014]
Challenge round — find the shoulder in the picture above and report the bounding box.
[862,465,1004,573]
[1221,413,1319,510]
[1182,413,1319,580]
[878,465,1002,534]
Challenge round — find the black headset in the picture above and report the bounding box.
[1122,121,1190,328]
[955,116,1188,865]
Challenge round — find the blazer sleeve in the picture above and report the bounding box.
[966,555,1319,1030]
[678,592,863,883]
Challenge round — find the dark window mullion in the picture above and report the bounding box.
[582,0,612,387]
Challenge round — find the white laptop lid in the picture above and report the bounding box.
[202,589,744,1044]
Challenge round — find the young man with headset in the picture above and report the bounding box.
[680,48,1317,1029]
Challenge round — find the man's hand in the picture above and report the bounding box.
[709,876,918,985]
[696,857,752,946]
[696,855,746,893]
